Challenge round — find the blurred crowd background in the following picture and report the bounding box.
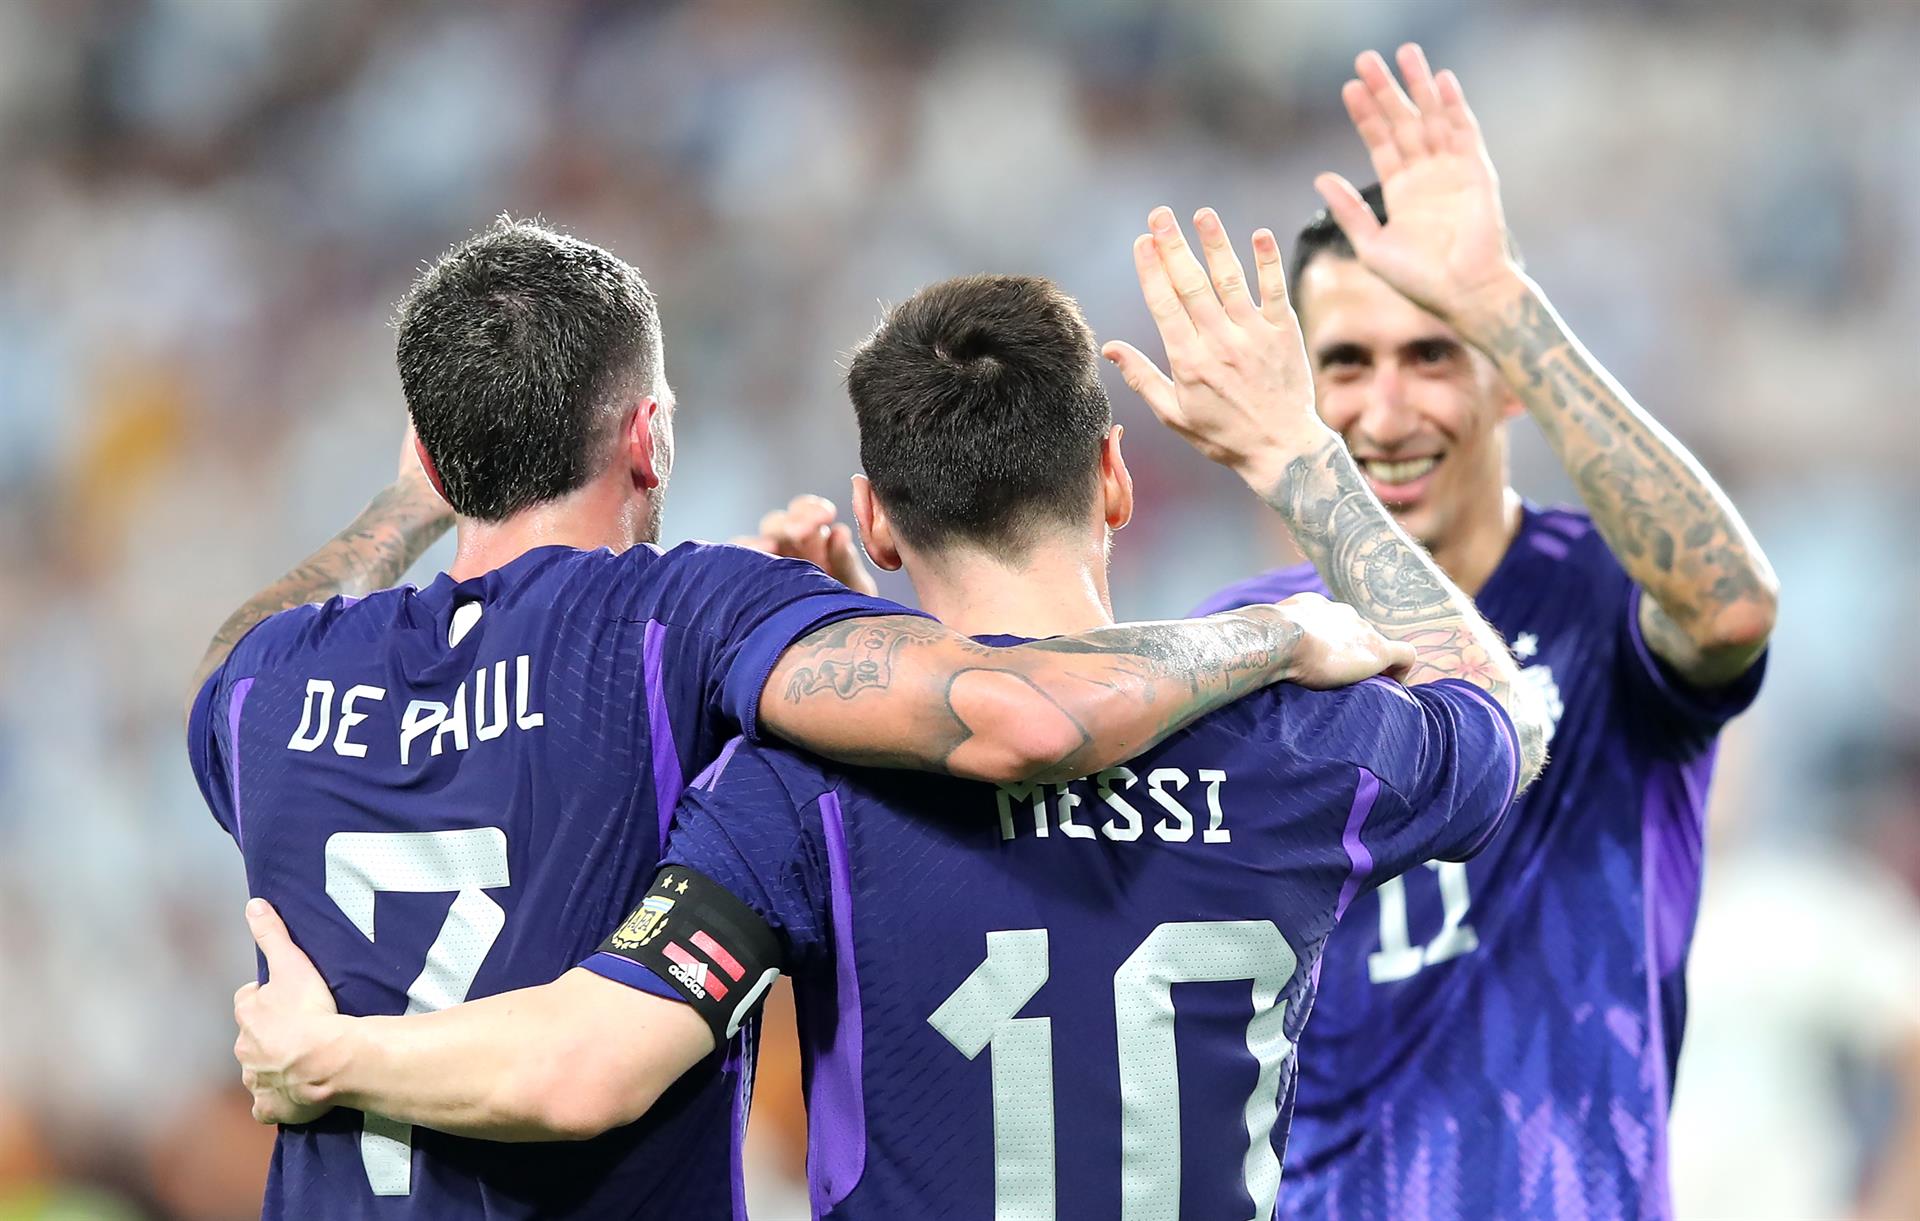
[1,0,1916,1217]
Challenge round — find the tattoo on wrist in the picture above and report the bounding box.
[1259,435,1546,782]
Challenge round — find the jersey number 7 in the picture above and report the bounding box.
[324,829,512,1196]
[929,920,1298,1220]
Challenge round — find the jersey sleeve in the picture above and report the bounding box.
[658,543,929,742]
[1286,677,1522,878]
[1620,585,1767,747]
[184,607,320,843]
[1186,565,1323,617]
[580,742,837,1032]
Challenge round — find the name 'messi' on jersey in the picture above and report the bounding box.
[284,655,545,765]
[995,767,1231,845]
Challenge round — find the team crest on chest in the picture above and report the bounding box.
[1511,632,1565,743]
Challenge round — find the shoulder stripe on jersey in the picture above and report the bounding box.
[644,619,685,852]
[809,790,866,1213]
[1333,767,1383,920]
[1527,532,1572,560]
[226,677,256,850]
[1534,510,1592,540]
[690,737,744,793]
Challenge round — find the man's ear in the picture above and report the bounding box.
[413,435,450,503]
[1100,425,1134,532]
[628,398,662,491]
[850,474,902,571]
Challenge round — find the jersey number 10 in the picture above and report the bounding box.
[929,920,1298,1220]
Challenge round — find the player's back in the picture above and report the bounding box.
[654,648,1521,1219]
[190,542,872,1219]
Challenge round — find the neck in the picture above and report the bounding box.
[902,531,1115,640]
[447,479,654,581]
[1425,485,1524,597]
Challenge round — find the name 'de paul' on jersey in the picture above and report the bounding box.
[284,655,545,765]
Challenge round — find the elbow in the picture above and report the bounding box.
[534,1088,630,1143]
[945,672,1092,784]
[503,1046,654,1142]
[524,1065,654,1143]
[1697,586,1778,655]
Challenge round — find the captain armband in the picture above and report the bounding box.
[595,866,784,1043]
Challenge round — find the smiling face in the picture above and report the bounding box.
[1296,255,1522,553]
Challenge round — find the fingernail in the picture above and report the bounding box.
[246,898,266,918]
[1149,207,1174,232]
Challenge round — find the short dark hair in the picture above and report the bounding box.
[395,218,661,521]
[847,275,1112,555]
[1288,182,1389,302]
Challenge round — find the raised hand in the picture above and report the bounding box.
[1314,44,1523,335]
[397,420,454,525]
[1103,205,1331,493]
[730,494,880,596]
[234,898,348,1126]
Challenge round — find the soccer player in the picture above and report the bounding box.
[185,221,1400,1218]
[1168,46,1779,1218]
[230,232,1549,1216]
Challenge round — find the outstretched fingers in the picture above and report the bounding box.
[1395,43,1454,158]
[1250,228,1296,329]
[1131,232,1198,350]
[1313,172,1383,253]
[1435,68,1485,154]
[1354,49,1427,163]
[1148,207,1229,333]
[1193,208,1258,324]
[1102,340,1179,423]
[1341,78,1403,183]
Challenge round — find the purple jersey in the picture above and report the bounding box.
[1192,505,1767,1221]
[596,644,1520,1219]
[186,542,913,1220]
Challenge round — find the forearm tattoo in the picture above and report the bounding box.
[1481,290,1775,671]
[189,482,451,706]
[773,608,1307,783]
[1262,436,1547,784]
[780,621,913,702]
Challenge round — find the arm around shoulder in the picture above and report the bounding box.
[759,604,1387,786]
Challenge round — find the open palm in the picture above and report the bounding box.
[1314,45,1519,326]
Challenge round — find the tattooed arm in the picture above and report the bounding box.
[762,600,1398,785]
[185,434,453,721]
[1310,44,1777,688]
[1103,202,1547,787]
[1468,285,1775,684]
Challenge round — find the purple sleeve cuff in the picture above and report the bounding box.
[724,599,931,743]
[1623,585,1768,728]
[579,951,689,1002]
[186,668,221,792]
